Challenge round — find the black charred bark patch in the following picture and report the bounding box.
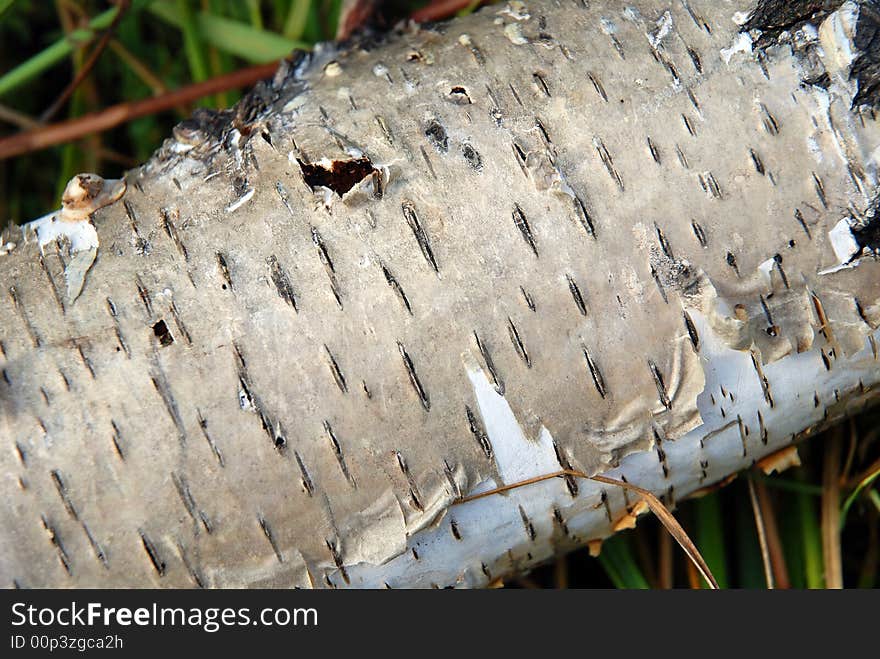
[297,157,378,197]
[744,1,880,107]
[175,108,236,145]
[234,81,274,130]
[852,1,880,107]
[852,196,880,255]
[743,1,842,48]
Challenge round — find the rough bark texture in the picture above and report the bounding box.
[2,0,880,588]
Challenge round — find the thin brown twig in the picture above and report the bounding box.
[822,429,844,588]
[753,476,791,588]
[411,0,490,22]
[41,0,132,123]
[54,0,102,175]
[633,525,659,588]
[657,524,673,589]
[515,576,541,589]
[455,468,719,589]
[336,0,379,40]
[553,555,568,589]
[591,473,719,589]
[95,147,139,167]
[107,39,170,97]
[747,473,774,589]
[455,470,566,504]
[0,61,280,161]
[685,560,702,589]
[0,104,39,130]
[56,0,81,38]
[840,418,858,485]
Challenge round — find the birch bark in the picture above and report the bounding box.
[1,0,879,588]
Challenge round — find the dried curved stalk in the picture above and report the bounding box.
[459,469,719,588]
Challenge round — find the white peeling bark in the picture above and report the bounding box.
[1,0,879,588]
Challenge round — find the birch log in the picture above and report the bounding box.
[2,0,880,588]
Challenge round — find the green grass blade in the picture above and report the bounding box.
[245,0,264,29]
[778,491,804,588]
[55,84,92,201]
[758,475,824,496]
[459,0,484,16]
[840,468,880,529]
[176,0,209,83]
[198,11,311,60]
[150,1,309,63]
[797,488,825,588]
[283,0,312,40]
[0,0,153,98]
[0,0,15,19]
[597,534,650,589]
[693,493,729,588]
[324,0,345,41]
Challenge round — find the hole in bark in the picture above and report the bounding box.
[448,86,472,104]
[152,320,174,346]
[296,157,378,197]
